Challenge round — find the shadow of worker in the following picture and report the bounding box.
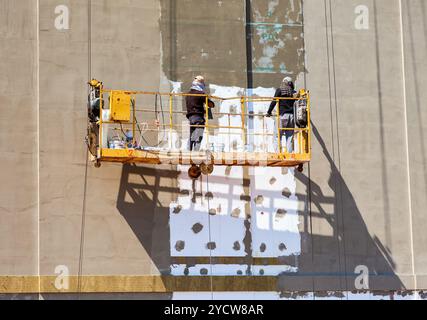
[116,163,180,274]
[290,123,405,293]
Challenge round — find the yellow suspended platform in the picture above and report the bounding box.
[86,80,312,177]
[99,148,310,167]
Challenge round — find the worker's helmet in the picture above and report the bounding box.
[282,76,295,91]
[89,79,101,88]
[282,76,292,84]
[194,75,205,84]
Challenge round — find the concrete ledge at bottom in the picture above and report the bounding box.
[1,275,418,294]
[0,276,279,294]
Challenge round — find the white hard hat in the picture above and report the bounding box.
[194,75,205,83]
[282,76,292,83]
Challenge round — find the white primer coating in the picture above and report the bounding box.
[169,84,301,275]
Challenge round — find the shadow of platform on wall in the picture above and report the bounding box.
[116,162,255,276]
[279,123,405,294]
[116,164,179,275]
[115,124,405,294]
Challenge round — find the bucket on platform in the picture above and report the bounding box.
[210,143,225,152]
[109,138,124,149]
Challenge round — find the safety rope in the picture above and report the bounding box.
[323,0,348,295]
[301,0,316,299]
[204,173,215,300]
[77,0,91,298]
[133,94,167,148]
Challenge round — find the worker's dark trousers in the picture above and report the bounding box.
[274,113,295,153]
[188,115,205,151]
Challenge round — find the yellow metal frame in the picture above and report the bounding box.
[109,91,132,122]
[95,82,311,168]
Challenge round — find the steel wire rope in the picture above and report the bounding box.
[133,94,167,148]
[78,0,91,298]
[205,173,215,300]
[300,0,317,300]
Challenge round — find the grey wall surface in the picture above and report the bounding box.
[1,0,426,295]
[0,0,38,275]
[303,0,414,291]
[402,0,427,289]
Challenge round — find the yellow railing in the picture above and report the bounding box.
[97,84,311,162]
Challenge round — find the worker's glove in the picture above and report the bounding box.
[266,113,272,118]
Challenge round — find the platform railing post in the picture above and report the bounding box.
[297,97,301,155]
[206,95,209,151]
[169,94,173,150]
[99,83,103,158]
[132,95,136,147]
[262,108,266,153]
[307,92,311,157]
[276,98,282,157]
[241,97,246,151]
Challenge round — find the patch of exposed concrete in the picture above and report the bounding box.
[254,195,264,205]
[279,243,287,251]
[231,208,241,218]
[207,242,217,250]
[175,241,185,252]
[276,209,287,219]
[173,205,182,214]
[282,187,292,198]
[233,241,241,251]
[191,223,204,234]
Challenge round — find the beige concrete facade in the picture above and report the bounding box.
[1,0,426,298]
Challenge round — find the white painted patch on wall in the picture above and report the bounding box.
[172,291,427,301]
[250,166,300,257]
[168,84,301,276]
[169,164,247,259]
[173,291,285,301]
[268,0,280,15]
[169,81,182,94]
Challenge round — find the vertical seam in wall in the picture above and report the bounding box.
[324,0,346,293]
[301,0,315,297]
[36,0,41,300]
[399,0,416,290]
[78,0,92,297]
[329,0,349,295]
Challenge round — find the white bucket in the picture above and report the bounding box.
[102,109,111,121]
[210,143,225,152]
[109,139,124,149]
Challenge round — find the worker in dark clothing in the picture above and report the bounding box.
[186,76,215,151]
[88,79,102,122]
[266,77,296,153]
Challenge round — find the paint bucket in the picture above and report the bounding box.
[102,109,111,121]
[109,138,124,149]
[210,143,225,152]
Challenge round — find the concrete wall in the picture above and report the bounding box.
[402,0,427,289]
[0,0,38,275]
[1,0,427,298]
[304,0,413,291]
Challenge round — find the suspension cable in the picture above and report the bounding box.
[78,0,91,298]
